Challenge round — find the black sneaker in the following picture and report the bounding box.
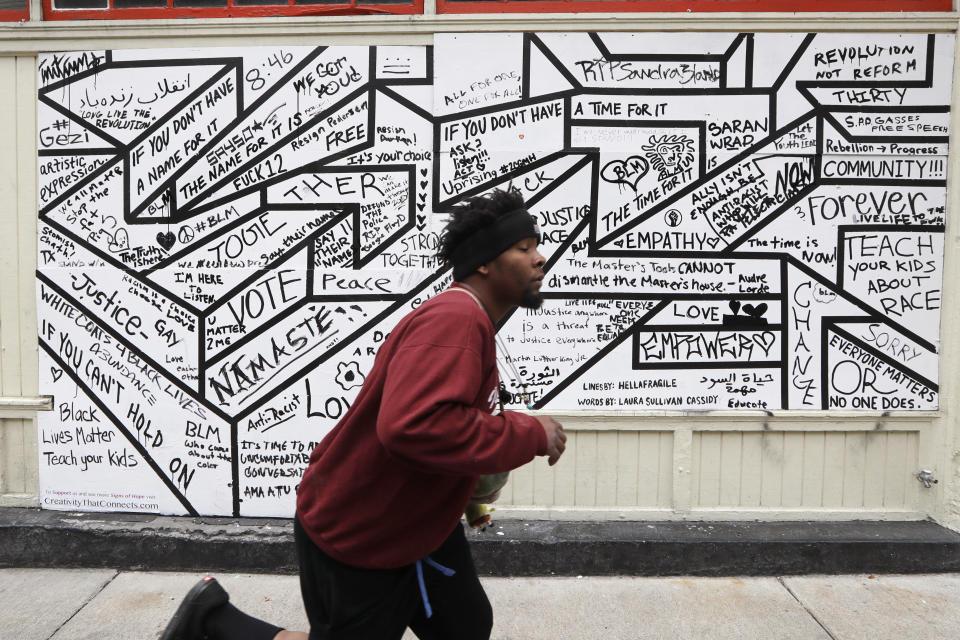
[160,576,229,640]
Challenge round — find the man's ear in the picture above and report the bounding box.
[476,263,490,276]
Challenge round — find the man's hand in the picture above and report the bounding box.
[536,416,566,466]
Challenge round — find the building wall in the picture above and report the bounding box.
[0,54,39,506]
[1,15,959,528]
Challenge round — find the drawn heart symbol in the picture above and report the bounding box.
[612,239,624,248]
[729,300,741,315]
[50,366,63,382]
[156,231,175,251]
[416,203,426,212]
[705,237,721,249]
[420,180,428,189]
[742,303,768,318]
[420,168,428,177]
[417,215,426,227]
[752,331,776,355]
[107,228,130,253]
[600,156,650,192]
[418,192,427,202]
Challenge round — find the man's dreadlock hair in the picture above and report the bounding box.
[437,188,526,268]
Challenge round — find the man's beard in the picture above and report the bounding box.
[520,288,544,309]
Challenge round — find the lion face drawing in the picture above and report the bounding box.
[641,135,695,180]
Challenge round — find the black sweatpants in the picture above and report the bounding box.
[294,517,493,640]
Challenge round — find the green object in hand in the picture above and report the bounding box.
[472,472,509,500]
[467,473,509,529]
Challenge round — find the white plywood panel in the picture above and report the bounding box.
[595,431,618,505]
[507,457,535,506]
[863,432,888,508]
[0,56,18,396]
[739,432,763,508]
[760,432,784,507]
[23,415,37,497]
[615,430,639,506]
[656,432,673,508]
[695,432,721,507]
[883,431,910,508]
[821,432,846,508]
[781,432,805,508]
[636,432,660,507]
[532,451,556,507]
[637,431,670,508]
[1,418,25,493]
[0,418,8,493]
[672,428,693,513]
[0,57,39,501]
[801,432,825,507]
[574,431,597,506]
[904,433,921,508]
[501,430,674,509]
[690,428,701,507]
[842,432,868,508]
[886,433,918,512]
[683,430,922,512]
[16,55,38,397]
[17,37,950,520]
[718,432,741,506]
[553,432,577,506]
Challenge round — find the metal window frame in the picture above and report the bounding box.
[0,2,28,20]
[43,0,422,21]
[436,0,950,13]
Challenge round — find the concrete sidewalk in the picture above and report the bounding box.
[2,569,960,640]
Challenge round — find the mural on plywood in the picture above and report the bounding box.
[36,34,950,515]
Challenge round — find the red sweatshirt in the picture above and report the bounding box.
[296,285,548,569]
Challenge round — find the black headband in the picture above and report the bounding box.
[450,209,541,281]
